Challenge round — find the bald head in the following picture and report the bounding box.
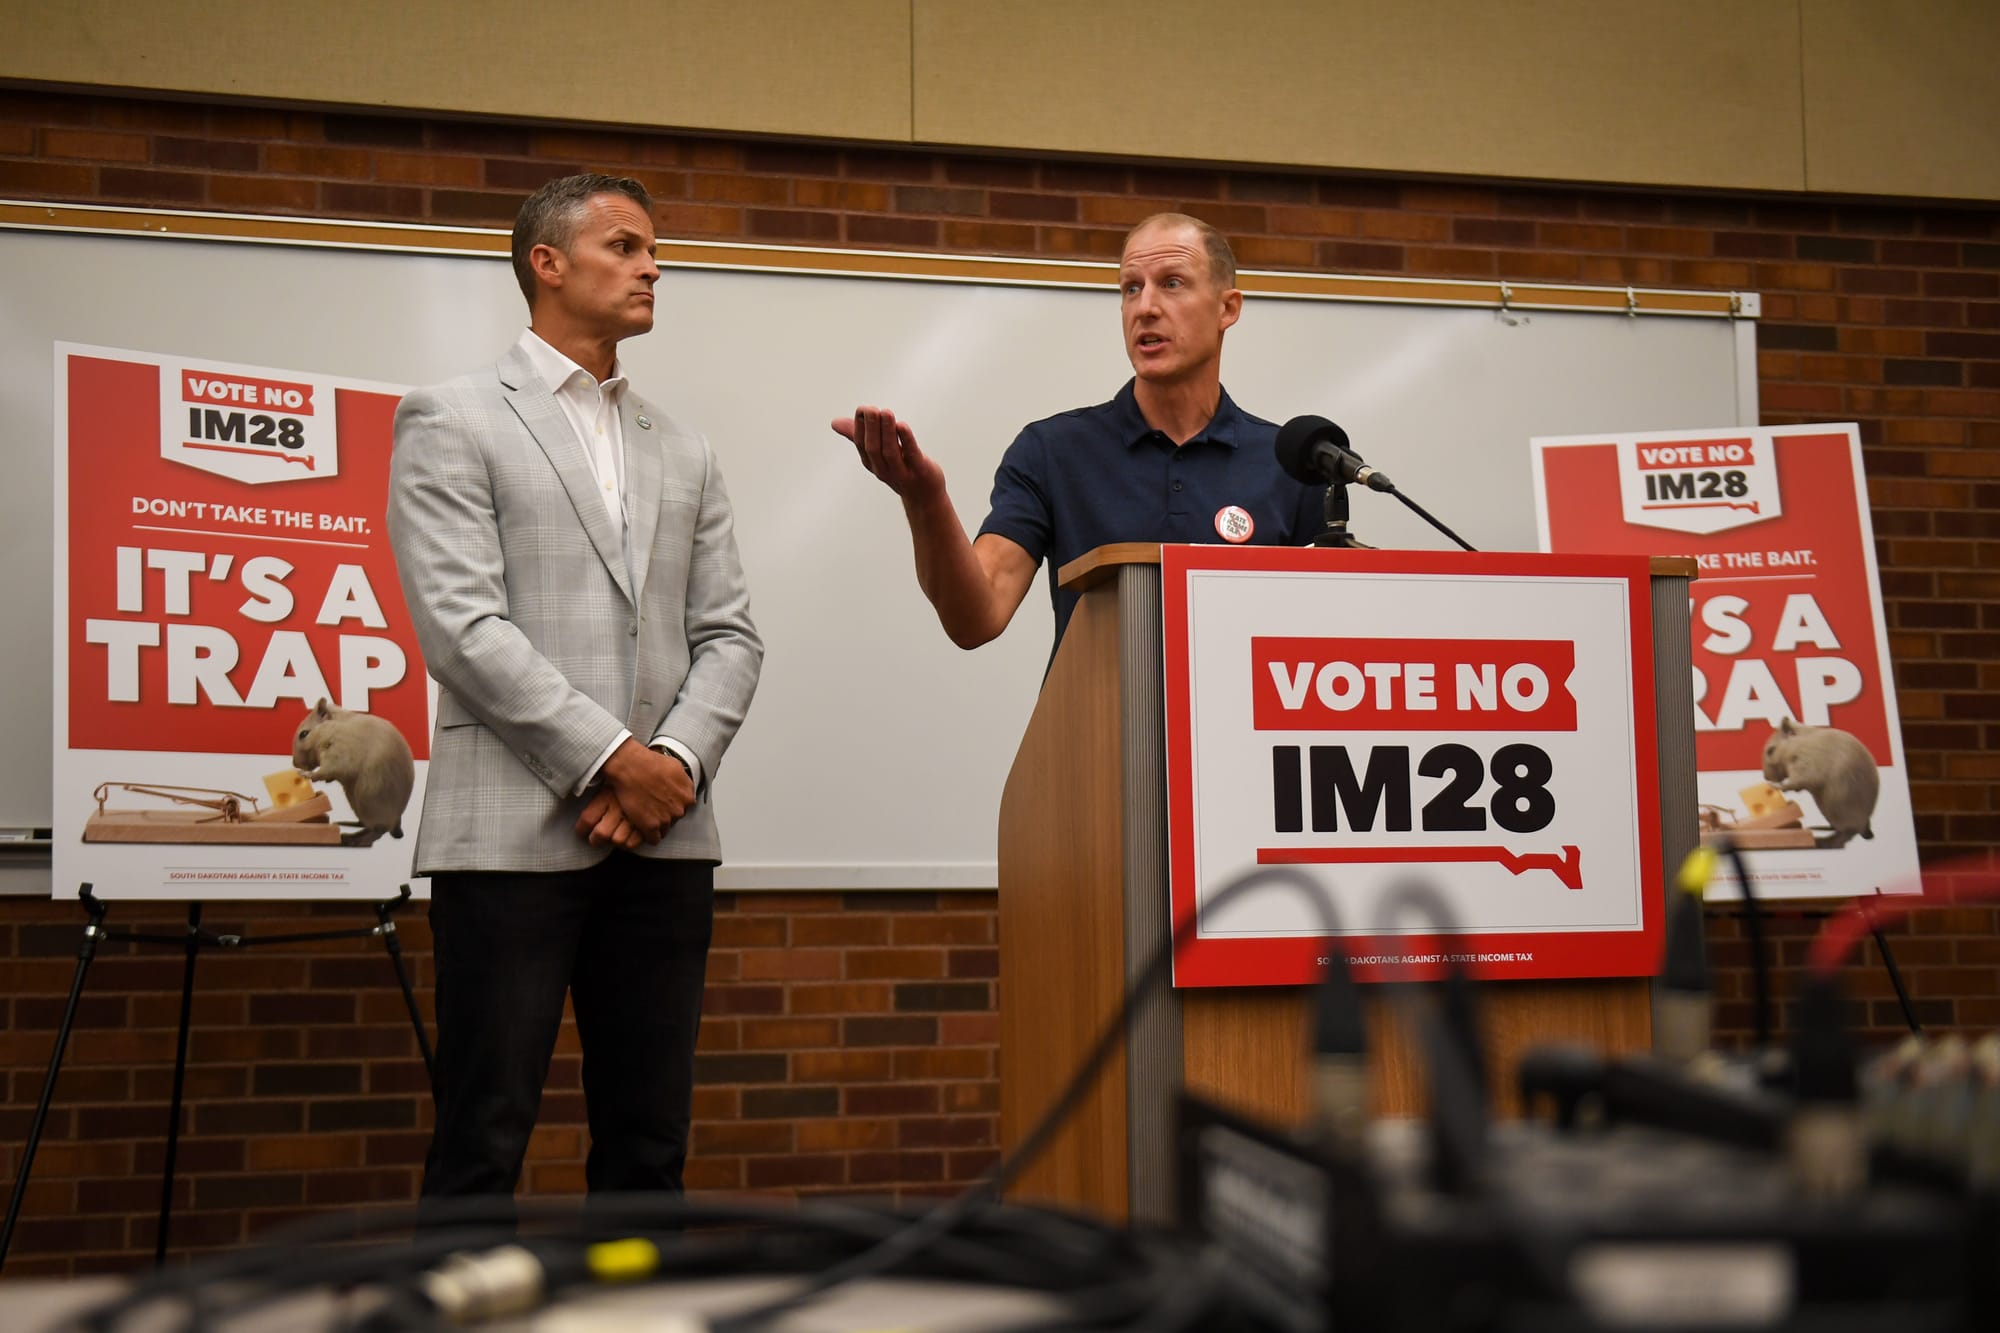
[1123,212,1237,292]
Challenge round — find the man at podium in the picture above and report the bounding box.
[833,213,1321,650]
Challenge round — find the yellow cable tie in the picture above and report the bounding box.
[586,1237,662,1283]
[1677,846,1717,898]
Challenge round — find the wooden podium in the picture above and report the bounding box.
[995,544,1699,1223]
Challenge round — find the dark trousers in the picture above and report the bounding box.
[420,853,714,1204]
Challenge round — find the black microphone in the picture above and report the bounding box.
[1275,415,1395,493]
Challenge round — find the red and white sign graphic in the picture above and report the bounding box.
[1619,434,1781,535]
[1534,424,1920,901]
[164,363,340,484]
[1253,637,1579,732]
[1163,547,1663,987]
[54,344,430,900]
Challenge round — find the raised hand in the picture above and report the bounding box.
[832,406,947,502]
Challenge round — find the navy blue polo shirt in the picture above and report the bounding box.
[976,380,1323,648]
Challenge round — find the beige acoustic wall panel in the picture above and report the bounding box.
[1801,0,2000,200]
[0,0,912,142]
[914,0,1806,192]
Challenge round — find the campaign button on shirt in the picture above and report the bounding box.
[1214,505,1255,543]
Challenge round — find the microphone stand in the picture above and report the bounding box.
[1310,481,1370,548]
[1344,464,1480,554]
[1285,422,1480,552]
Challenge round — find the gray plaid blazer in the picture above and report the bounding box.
[386,343,762,873]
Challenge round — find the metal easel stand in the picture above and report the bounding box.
[0,881,432,1272]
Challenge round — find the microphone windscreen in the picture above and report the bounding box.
[1274,414,1349,483]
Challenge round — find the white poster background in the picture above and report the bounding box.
[1184,567,1647,942]
[52,743,433,901]
[1532,424,1923,902]
[54,344,431,901]
[1694,766,1920,900]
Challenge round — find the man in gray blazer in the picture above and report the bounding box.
[388,173,761,1205]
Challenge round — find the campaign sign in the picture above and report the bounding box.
[165,363,341,486]
[1533,425,1921,902]
[1618,433,1781,536]
[1162,547,1663,986]
[54,344,431,899]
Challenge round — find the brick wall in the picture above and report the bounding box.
[1,88,1995,1275]
[0,890,996,1275]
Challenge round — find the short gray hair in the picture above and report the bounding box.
[510,173,653,306]
[1125,212,1237,290]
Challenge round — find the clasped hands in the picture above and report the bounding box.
[574,737,695,850]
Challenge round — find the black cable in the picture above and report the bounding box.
[988,865,1343,1201]
[1655,865,1714,1065]
[1790,973,1859,1103]
[1076,1247,1237,1333]
[1719,836,1772,1050]
[72,1214,500,1331]
[1388,488,1476,551]
[1362,879,1598,1310]
[77,1195,1170,1333]
[69,1200,812,1331]
[971,1244,1236,1333]
[77,867,1351,1333]
[1371,879,1490,1196]
[706,864,1348,1333]
[340,1284,435,1333]
[1121,1253,1240,1333]
[1869,889,1923,1034]
[1660,877,1708,993]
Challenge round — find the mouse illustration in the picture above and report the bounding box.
[291,698,415,848]
[1760,717,1879,849]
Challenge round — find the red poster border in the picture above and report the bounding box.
[1161,546,1664,986]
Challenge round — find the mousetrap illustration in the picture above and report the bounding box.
[83,771,342,845]
[1698,779,1816,850]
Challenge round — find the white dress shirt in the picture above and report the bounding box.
[516,329,703,796]
[518,327,629,545]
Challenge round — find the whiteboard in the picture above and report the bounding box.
[0,221,1756,887]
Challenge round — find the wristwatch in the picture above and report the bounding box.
[651,742,694,783]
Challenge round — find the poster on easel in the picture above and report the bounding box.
[1532,423,1921,901]
[53,343,431,900]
